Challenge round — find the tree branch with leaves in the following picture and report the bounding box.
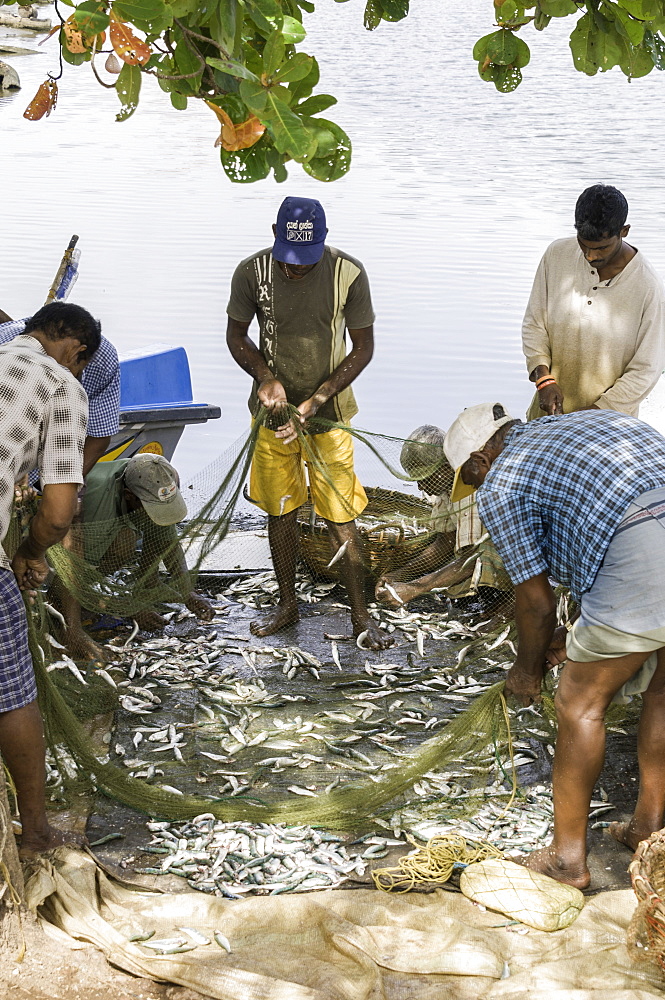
[14,0,665,183]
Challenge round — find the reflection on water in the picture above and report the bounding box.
[2,0,665,480]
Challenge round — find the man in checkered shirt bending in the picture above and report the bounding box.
[0,301,99,855]
[0,306,119,474]
[444,403,665,890]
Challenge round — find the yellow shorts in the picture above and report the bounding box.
[249,424,367,523]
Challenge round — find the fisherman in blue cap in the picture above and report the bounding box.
[226,197,391,649]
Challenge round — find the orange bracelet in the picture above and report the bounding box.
[536,377,557,390]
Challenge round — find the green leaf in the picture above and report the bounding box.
[205,0,237,53]
[207,93,246,120]
[272,52,314,82]
[113,0,167,24]
[165,0,198,16]
[514,34,531,67]
[569,12,623,73]
[473,32,493,60]
[364,0,382,30]
[539,0,577,13]
[308,125,337,157]
[617,0,662,18]
[263,29,285,76]
[303,117,351,182]
[72,1,109,35]
[378,0,409,21]
[174,32,203,92]
[207,56,260,82]
[263,92,313,158]
[239,77,268,113]
[246,0,285,35]
[497,0,519,19]
[478,60,494,81]
[288,55,319,101]
[604,0,646,43]
[250,0,283,18]
[115,62,141,121]
[170,90,188,109]
[486,29,519,64]
[266,146,289,182]
[492,64,522,90]
[280,15,307,43]
[644,28,665,67]
[617,33,655,73]
[295,93,337,115]
[534,6,552,29]
[221,135,272,182]
[154,53,174,90]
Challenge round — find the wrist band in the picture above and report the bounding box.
[536,377,557,390]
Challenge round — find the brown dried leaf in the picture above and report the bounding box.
[23,79,58,121]
[110,12,151,66]
[205,101,266,152]
[39,22,61,45]
[64,17,86,53]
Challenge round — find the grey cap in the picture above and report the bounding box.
[124,454,188,526]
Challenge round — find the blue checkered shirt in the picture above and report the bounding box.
[0,319,120,437]
[476,410,665,601]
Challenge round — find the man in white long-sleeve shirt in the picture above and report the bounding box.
[522,184,665,420]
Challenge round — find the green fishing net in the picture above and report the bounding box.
[7,407,574,828]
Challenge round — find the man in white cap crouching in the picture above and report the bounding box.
[444,403,665,889]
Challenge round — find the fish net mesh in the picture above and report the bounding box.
[6,406,626,834]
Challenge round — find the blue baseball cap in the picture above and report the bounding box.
[272,197,327,266]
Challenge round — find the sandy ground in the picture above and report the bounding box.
[0,918,210,1000]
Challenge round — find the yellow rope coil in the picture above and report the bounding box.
[372,693,515,894]
[371,833,504,893]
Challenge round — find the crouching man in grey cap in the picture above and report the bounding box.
[59,453,213,659]
[444,402,665,889]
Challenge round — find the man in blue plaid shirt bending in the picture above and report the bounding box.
[444,403,665,890]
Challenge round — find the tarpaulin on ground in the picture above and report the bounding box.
[23,847,665,1000]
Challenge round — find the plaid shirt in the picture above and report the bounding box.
[476,410,665,601]
[0,319,120,437]
[0,335,88,568]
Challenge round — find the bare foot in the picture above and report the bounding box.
[134,610,167,630]
[518,845,590,889]
[354,619,394,651]
[250,603,299,637]
[64,628,108,664]
[19,824,86,860]
[375,579,418,608]
[609,819,655,853]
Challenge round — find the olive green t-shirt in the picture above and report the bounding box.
[226,245,375,425]
[83,458,177,565]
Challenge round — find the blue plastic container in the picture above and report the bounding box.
[120,347,200,411]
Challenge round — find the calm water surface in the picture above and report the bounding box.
[2,0,665,481]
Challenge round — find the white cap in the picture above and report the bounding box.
[444,403,514,502]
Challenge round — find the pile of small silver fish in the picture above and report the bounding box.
[133,815,404,896]
[41,566,625,894]
[393,783,616,854]
[225,571,338,608]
